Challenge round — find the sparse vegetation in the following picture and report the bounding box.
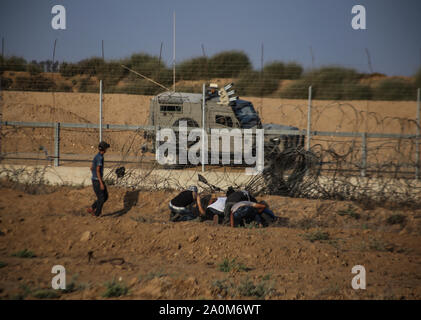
[62,274,89,294]
[302,230,330,242]
[327,239,342,249]
[140,270,168,281]
[211,277,275,299]
[316,283,341,298]
[11,249,36,258]
[14,74,56,91]
[218,258,250,273]
[12,284,32,300]
[11,284,61,300]
[367,237,394,252]
[237,277,275,299]
[280,66,373,100]
[386,214,406,225]
[32,289,60,299]
[242,221,261,229]
[102,279,129,298]
[295,218,318,230]
[338,205,361,219]
[211,279,234,298]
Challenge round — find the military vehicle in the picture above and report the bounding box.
[144,83,305,166]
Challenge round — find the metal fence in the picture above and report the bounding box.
[1,119,420,179]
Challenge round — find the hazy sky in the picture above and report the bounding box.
[1,0,420,76]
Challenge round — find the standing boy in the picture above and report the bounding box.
[87,141,110,217]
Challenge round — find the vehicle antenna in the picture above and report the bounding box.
[173,11,176,92]
[121,65,170,91]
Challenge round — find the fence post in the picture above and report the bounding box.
[202,83,206,173]
[416,88,421,180]
[99,80,103,142]
[361,132,367,177]
[306,86,312,151]
[54,122,60,167]
[0,76,2,160]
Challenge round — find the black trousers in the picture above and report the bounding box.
[223,201,237,225]
[205,207,224,223]
[91,179,108,216]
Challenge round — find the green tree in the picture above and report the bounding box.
[236,70,279,97]
[209,50,251,78]
[284,62,303,79]
[263,62,285,80]
[4,56,27,71]
[177,56,208,80]
[372,78,416,101]
[27,61,42,75]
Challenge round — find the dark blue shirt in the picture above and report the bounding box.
[91,153,104,180]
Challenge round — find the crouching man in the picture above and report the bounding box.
[230,201,267,228]
[169,186,204,222]
[198,195,227,225]
[223,188,257,225]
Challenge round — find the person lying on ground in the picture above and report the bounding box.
[230,201,267,228]
[168,186,204,222]
[222,188,257,225]
[198,194,227,224]
[87,141,110,217]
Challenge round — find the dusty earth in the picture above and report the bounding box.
[1,91,418,158]
[0,183,420,300]
[1,91,420,300]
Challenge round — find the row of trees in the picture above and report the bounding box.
[0,56,59,74]
[1,52,421,100]
[279,67,419,100]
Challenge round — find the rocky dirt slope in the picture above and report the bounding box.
[0,184,420,300]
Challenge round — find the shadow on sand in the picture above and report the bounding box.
[103,190,140,217]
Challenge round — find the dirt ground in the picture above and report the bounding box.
[0,184,420,300]
[1,91,420,300]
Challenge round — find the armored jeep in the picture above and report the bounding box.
[145,83,305,164]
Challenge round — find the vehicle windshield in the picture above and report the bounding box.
[231,100,261,128]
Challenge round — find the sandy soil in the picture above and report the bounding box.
[1,91,418,158]
[0,184,420,300]
[3,91,417,132]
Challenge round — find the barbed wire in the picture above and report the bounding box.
[1,95,420,208]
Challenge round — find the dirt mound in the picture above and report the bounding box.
[0,185,420,300]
